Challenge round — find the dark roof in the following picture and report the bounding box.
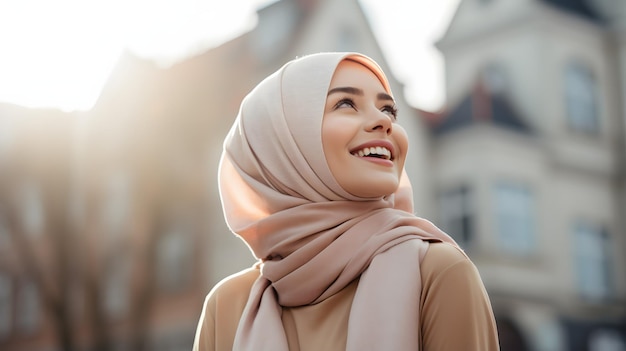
[433,81,532,136]
[541,0,604,23]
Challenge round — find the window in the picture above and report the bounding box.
[251,2,299,63]
[589,329,626,351]
[494,182,535,255]
[573,221,612,302]
[564,61,599,133]
[0,214,10,248]
[103,254,130,318]
[482,63,508,95]
[18,183,45,236]
[0,274,11,339]
[439,185,474,248]
[17,279,39,334]
[157,225,192,292]
[102,172,132,238]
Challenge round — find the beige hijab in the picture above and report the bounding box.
[218,52,458,350]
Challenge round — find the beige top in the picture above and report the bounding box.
[193,242,500,351]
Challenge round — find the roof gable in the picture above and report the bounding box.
[433,79,532,136]
[541,0,604,23]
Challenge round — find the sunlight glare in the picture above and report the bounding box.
[0,0,261,112]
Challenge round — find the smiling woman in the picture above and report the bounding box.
[0,0,264,111]
[192,52,499,351]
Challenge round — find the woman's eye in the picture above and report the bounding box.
[381,105,399,120]
[334,98,356,110]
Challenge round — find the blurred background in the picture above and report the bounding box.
[0,0,625,350]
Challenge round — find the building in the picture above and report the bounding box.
[433,0,626,349]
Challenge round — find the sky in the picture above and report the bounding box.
[0,0,460,112]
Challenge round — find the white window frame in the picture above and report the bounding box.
[564,61,599,133]
[439,185,474,248]
[572,221,612,302]
[493,182,536,256]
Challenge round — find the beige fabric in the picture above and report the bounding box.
[193,242,500,350]
[216,52,460,351]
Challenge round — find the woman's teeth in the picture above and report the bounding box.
[351,146,391,160]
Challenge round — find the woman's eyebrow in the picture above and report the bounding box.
[327,87,394,102]
[327,86,363,96]
[377,92,394,102]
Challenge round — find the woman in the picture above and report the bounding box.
[193,52,499,350]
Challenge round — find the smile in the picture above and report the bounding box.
[350,146,392,160]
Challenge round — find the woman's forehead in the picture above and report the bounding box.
[340,56,392,96]
[329,59,389,93]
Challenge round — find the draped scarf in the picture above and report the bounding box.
[218,52,458,350]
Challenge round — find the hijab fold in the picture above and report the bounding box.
[218,52,458,351]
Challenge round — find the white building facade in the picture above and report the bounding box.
[434,0,626,350]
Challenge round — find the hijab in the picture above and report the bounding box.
[218,52,458,350]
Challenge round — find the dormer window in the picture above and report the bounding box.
[251,2,300,63]
[482,63,508,95]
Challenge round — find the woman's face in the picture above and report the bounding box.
[322,59,409,198]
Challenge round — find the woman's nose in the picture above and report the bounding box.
[365,109,393,135]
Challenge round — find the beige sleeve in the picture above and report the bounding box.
[192,268,259,351]
[420,243,500,350]
[192,293,216,351]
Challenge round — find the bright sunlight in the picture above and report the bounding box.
[0,0,265,111]
[0,0,459,112]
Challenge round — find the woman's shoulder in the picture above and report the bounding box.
[423,241,468,266]
[206,267,260,308]
[421,242,476,282]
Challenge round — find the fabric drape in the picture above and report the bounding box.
[218,52,459,351]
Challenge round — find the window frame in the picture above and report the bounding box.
[572,220,613,302]
[438,184,474,249]
[564,60,600,134]
[493,181,536,256]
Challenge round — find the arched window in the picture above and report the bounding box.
[564,61,599,133]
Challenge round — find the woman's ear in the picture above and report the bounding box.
[393,169,414,213]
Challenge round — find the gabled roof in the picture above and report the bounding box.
[432,80,532,136]
[541,0,604,23]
